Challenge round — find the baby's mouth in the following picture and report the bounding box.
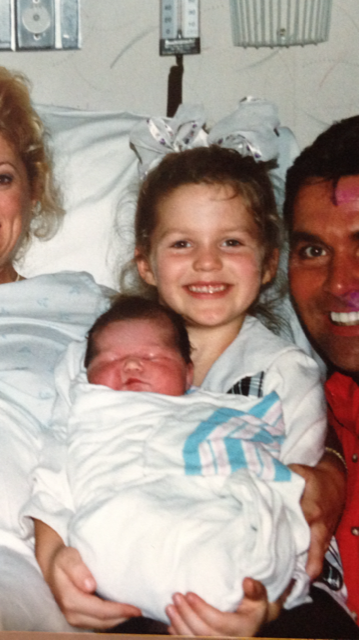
[187,284,227,294]
[330,311,359,326]
[123,377,145,388]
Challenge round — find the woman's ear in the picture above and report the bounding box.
[261,248,279,285]
[185,362,194,390]
[135,248,157,286]
[30,177,41,210]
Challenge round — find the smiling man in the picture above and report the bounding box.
[284,115,359,622]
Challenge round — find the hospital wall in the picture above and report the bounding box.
[0,0,358,148]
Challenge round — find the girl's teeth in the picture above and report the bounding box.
[189,285,226,293]
[331,311,359,326]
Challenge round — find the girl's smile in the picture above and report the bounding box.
[136,182,275,335]
[186,282,229,296]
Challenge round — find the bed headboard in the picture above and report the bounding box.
[16,104,300,291]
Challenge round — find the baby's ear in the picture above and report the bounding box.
[135,248,157,286]
[262,248,279,285]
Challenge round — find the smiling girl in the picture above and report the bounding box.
[131,146,352,637]
[134,147,280,388]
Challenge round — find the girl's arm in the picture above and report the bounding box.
[165,454,344,637]
[34,518,141,630]
[166,374,345,635]
[166,442,346,637]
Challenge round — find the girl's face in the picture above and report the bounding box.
[136,182,277,334]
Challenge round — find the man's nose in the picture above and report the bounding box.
[324,253,359,301]
[193,245,222,271]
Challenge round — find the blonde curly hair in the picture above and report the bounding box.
[0,66,64,254]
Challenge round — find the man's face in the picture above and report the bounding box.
[289,175,359,377]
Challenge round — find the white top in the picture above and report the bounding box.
[202,315,326,465]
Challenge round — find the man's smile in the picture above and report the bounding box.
[330,310,359,326]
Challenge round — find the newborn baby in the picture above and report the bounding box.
[28,296,313,623]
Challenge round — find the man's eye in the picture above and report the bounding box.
[0,174,13,186]
[224,239,242,247]
[299,245,326,259]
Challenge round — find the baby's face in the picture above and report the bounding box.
[87,318,193,396]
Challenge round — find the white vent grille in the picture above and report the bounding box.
[229,0,333,48]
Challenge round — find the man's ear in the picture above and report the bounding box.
[135,248,157,287]
[262,248,279,285]
[185,361,194,390]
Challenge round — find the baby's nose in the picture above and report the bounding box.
[122,355,143,370]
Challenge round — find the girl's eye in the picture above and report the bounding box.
[171,240,191,249]
[0,173,13,186]
[223,238,242,247]
[299,245,327,259]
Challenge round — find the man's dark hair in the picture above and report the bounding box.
[84,295,192,367]
[284,115,359,234]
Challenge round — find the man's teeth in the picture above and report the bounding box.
[188,285,226,293]
[331,311,359,326]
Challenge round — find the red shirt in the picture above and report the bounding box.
[326,372,359,620]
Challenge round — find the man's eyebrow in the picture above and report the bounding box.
[290,230,323,246]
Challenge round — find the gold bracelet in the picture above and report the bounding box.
[325,446,348,471]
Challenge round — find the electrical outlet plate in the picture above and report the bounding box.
[16,0,55,49]
[160,0,200,56]
[0,0,80,50]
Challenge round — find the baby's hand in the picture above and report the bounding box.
[166,578,276,637]
[49,545,141,629]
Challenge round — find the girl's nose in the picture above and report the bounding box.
[193,245,222,271]
[324,253,359,300]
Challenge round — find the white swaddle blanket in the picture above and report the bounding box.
[28,363,311,623]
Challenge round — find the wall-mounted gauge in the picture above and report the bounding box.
[160,0,200,56]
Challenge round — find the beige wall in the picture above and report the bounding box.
[1,0,358,149]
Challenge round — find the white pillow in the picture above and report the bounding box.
[18,106,146,290]
[17,105,299,291]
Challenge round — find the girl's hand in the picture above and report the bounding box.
[34,519,141,629]
[48,544,141,629]
[289,451,346,580]
[166,578,281,637]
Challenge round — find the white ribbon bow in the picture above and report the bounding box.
[130,97,281,179]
